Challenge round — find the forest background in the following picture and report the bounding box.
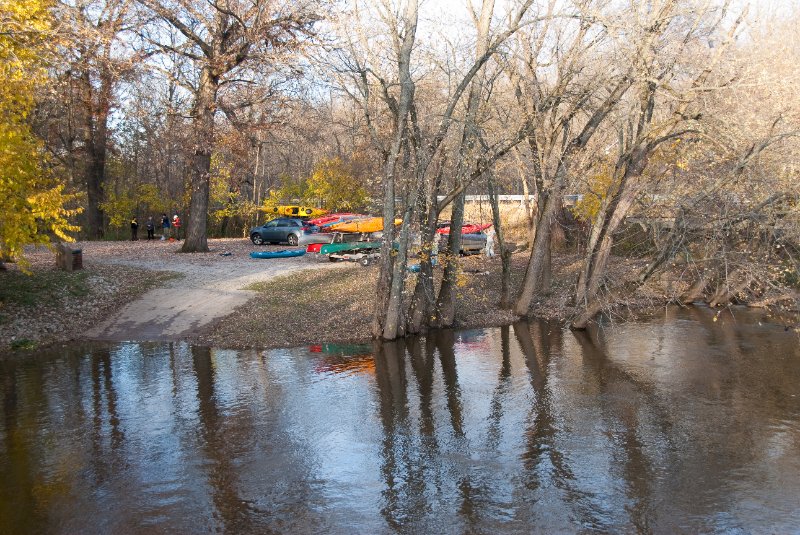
[1,0,798,338]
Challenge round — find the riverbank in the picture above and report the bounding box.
[189,251,666,349]
[0,239,327,353]
[2,239,797,354]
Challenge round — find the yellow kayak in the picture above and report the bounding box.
[328,217,402,233]
[269,205,328,218]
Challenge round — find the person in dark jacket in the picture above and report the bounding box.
[130,217,139,241]
[146,217,155,240]
[161,213,170,240]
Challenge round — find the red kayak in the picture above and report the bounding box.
[436,222,492,235]
[307,213,359,227]
[306,243,324,253]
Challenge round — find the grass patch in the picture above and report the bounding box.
[246,267,368,307]
[0,270,91,307]
[201,266,377,348]
[10,338,36,351]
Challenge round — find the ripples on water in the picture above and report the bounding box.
[1,306,799,533]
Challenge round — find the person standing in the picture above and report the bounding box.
[146,216,155,240]
[161,213,170,240]
[172,214,182,240]
[484,228,496,258]
[130,217,139,241]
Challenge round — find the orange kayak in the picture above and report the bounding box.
[328,217,402,233]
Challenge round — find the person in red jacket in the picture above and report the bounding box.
[172,214,182,240]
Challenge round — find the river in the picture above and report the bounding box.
[1,306,798,533]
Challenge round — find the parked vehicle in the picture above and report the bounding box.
[250,218,305,245]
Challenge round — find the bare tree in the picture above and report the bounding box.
[510,0,637,316]
[136,0,318,252]
[36,0,139,238]
[331,0,534,339]
[569,2,756,328]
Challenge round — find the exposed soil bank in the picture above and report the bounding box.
[1,239,342,353]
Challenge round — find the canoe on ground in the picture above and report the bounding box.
[250,249,306,259]
[319,241,381,255]
[328,217,402,233]
[306,243,325,253]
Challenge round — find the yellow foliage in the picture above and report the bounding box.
[209,155,258,223]
[136,183,169,215]
[0,0,82,268]
[259,158,368,216]
[305,157,368,212]
[572,161,614,223]
[99,189,136,229]
[100,184,172,230]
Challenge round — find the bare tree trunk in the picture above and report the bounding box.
[83,66,112,240]
[575,162,645,304]
[680,273,712,304]
[408,198,439,334]
[373,0,418,340]
[708,270,752,307]
[570,299,605,330]
[434,0,494,327]
[182,66,218,253]
[435,188,465,326]
[513,164,566,316]
[487,169,512,308]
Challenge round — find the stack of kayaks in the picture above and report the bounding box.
[318,214,365,231]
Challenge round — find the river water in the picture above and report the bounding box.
[1,306,799,534]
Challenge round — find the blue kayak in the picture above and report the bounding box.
[250,250,306,259]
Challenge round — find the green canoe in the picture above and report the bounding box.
[319,241,381,255]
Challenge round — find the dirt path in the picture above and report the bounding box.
[81,239,331,342]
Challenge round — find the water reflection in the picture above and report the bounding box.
[1,308,799,533]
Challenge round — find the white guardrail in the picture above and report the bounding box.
[437,194,584,206]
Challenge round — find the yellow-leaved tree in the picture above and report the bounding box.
[304,158,368,213]
[0,0,80,270]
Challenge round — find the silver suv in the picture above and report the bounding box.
[249,218,305,246]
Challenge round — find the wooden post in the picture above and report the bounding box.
[55,243,74,272]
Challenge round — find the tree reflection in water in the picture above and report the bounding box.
[1,309,799,533]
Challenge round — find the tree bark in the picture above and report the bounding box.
[575,162,645,305]
[435,189,465,326]
[83,65,112,240]
[487,169,511,308]
[680,273,712,304]
[182,66,218,253]
[408,199,439,334]
[513,165,565,316]
[434,0,494,327]
[373,0,418,340]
